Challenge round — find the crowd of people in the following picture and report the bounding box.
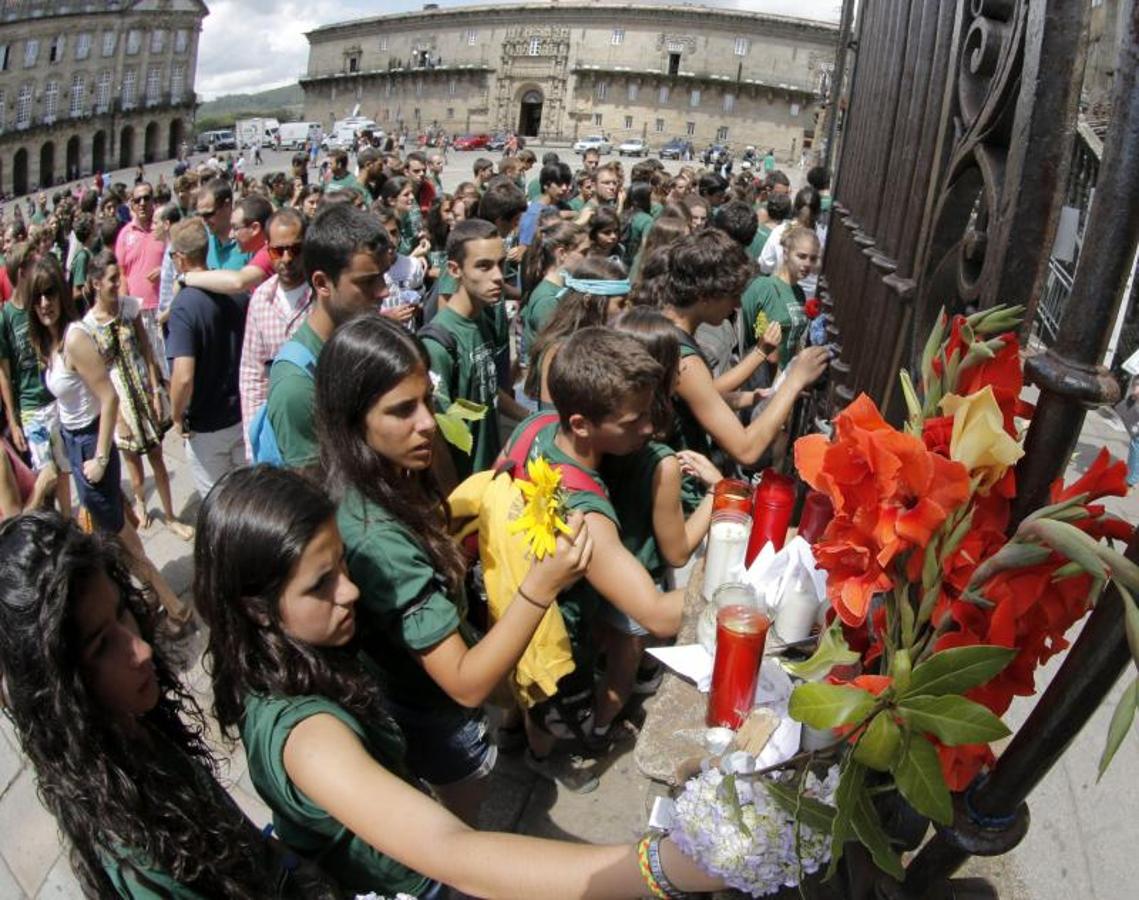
[0,138,834,898]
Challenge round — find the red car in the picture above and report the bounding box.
[452,133,490,151]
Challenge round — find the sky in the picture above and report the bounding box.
[196,0,844,100]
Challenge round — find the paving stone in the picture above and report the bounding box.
[34,855,82,900]
[0,769,64,897]
[0,723,23,798]
[0,853,23,900]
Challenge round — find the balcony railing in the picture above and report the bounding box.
[0,1,125,23]
[571,62,818,97]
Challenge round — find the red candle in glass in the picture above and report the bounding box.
[712,478,752,515]
[745,469,795,565]
[797,489,834,544]
[706,605,770,729]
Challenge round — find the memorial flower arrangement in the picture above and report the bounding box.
[670,306,1139,894]
[778,305,1139,879]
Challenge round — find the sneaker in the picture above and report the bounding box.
[632,660,664,695]
[525,749,600,793]
[588,718,639,752]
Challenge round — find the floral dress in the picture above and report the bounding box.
[83,296,171,454]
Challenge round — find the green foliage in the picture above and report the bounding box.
[852,713,902,771]
[1097,678,1138,780]
[789,683,878,730]
[896,695,1011,746]
[434,400,487,454]
[904,645,1017,698]
[762,779,837,835]
[781,619,861,682]
[892,732,953,825]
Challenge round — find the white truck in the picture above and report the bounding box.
[324,116,380,150]
[235,117,281,149]
[278,121,322,150]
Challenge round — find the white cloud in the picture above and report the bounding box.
[196,0,842,99]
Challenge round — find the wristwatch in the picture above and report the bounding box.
[176,272,188,288]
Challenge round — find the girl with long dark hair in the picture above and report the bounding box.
[586,205,622,262]
[83,249,192,539]
[314,314,593,822]
[619,181,654,269]
[524,257,630,405]
[24,254,190,630]
[0,512,326,898]
[519,220,589,352]
[194,464,721,898]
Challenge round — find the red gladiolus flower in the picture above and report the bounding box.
[958,333,1023,433]
[936,741,996,793]
[804,297,822,319]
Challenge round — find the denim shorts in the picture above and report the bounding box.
[62,420,124,533]
[20,404,70,474]
[382,698,497,788]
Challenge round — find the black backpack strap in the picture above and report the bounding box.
[417,321,458,360]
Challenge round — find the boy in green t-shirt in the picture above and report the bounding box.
[421,219,508,482]
[266,204,394,467]
[510,327,686,790]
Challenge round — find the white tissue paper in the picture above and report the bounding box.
[741,536,827,645]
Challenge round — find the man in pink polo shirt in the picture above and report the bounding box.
[116,182,165,310]
[115,182,167,363]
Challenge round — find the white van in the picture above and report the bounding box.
[279,121,322,150]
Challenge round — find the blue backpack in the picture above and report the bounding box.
[248,340,317,466]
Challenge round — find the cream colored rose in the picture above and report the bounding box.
[940,386,1024,494]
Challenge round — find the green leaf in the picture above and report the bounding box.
[718,773,751,838]
[444,398,488,421]
[852,713,902,772]
[905,645,1017,698]
[892,732,953,826]
[919,308,947,394]
[899,369,922,431]
[1023,519,1108,582]
[1121,584,1139,677]
[762,779,837,834]
[851,786,905,880]
[825,760,865,880]
[789,683,878,730]
[782,620,861,682]
[897,695,1011,745]
[1097,678,1138,780]
[434,412,473,454]
[939,509,975,567]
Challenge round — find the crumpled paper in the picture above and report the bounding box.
[742,536,827,638]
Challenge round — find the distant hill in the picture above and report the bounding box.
[196,84,304,131]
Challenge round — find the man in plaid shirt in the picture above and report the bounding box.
[238,207,312,459]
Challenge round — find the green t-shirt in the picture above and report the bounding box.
[527,177,542,201]
[748,225,771,261]
[423,305,501,479]
[740,274,808,366]
[102,860,207,899]
[70,246,91,293]
[266,320,325,468]
[0,302,53,412]
[624,210,654,268]
[337,488,468,710]
[521,279,561,352]
[327,172,371,203]
[399,206,423,256]
[603,441,676,583]
[241,691,430,897]
[567,196,586,212]
[508,412,618,657]
[435,267,458,298]
[669,333,712,514]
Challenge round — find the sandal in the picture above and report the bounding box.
[133,500,153,530]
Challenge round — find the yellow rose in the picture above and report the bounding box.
[940,386,1024,494]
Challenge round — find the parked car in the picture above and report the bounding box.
[487,132,509,152]
[659,138,693,160]
[452,133,491,151]
[617,138,649,157]
[195,129,238,152]
[573,135,612,155]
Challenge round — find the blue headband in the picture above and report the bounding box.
[556,272,632,299]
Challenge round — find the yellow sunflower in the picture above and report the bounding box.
[510,456,572,559]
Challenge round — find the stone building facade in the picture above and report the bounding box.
[0,0,206,198]
[302,1,837,156]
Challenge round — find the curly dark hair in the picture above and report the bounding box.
[0,512,277,897]
[194,465,385,734]
[313,316,467,595]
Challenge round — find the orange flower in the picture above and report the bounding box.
[796,394,971,625]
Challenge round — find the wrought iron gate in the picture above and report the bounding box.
[819,0,1139,895]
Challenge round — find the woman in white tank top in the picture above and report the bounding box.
[26,254,192,632]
